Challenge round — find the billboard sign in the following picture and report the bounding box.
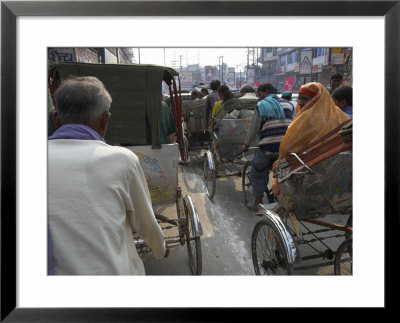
[205,66,217,82]
[180,71,193,87]
[247,68,255,84]
[312,64,323,73]
[48,48,76,63]
[331,53,344,65]
[300,50,312,74]
[283,77,294,92]
[228,72,235,86]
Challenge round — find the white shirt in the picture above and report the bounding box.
[48,139,166,275]
[239,92,257,100]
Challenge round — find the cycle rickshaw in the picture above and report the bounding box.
[203,98,257,200]
[48,62,203,275]
[182,98,209,151]
[251,120,353,275]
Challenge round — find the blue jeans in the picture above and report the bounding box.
[250,149,278,198]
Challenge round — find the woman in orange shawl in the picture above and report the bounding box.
[272,82,350,195]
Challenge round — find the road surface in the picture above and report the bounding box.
[143,145,350,276]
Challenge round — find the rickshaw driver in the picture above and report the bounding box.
[48,76,169,275]
[242,83,292,211]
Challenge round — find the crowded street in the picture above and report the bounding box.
[143,145,349,275]
[47,47,353,277]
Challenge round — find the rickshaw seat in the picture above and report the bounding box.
[187,100,207,134]
[216,118,252,158]
[275,119,352,181]
[275,120,353,219]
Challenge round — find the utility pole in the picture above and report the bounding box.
[171,51,180,70]
[220,58,222,81]
[218,56,224,82]
[163,48,166,66]
[138,48,141,64]
[247,48,250,82]
[221,56,224,83]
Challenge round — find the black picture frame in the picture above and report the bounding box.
[1,0,398,320]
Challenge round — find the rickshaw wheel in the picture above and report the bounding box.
[203,154,216,200]
[183,134,190,165]
[345,214,352,239]
[242,161,253,206]
[251,219,294,275]
[334,238,352,275]
[184,198,202,275]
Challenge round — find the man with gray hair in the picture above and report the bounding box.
[225,84,257,119]
[48,76,168,275]
[239,84,257,99]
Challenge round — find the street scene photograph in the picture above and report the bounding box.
[47,46,353,277]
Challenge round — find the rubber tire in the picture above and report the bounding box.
[184,199,202,275]
[251,219,294,275]
[334,238,352,275]
[183,135,190,165]
[345,214,352,240]
[242,161,253,206]
[203,154,216,200]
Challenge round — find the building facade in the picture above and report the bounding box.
[48,47,134,65]
[258,47,353,93]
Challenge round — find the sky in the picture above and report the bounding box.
[130,47,258,70]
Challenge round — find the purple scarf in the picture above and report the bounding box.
[48,124,105,142]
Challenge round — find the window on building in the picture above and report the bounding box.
[313,48,325,57]
[280,55,287,66]
[288,51,297,64]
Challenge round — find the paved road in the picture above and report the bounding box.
[143,144,350,276]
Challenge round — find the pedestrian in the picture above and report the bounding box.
[191,90,200,101]
[280,90,296,117]
[329,72,343,94]
[293,83,318,116]
[205,79,221,127]
[146,100,177,145]
[200,87,209,99]
[271,82,350,196]
[242,83,292,211]
[281,91,292,101]
[211,84,233,118]
[48,76,168,275]
[225,84,257,119]
[331,85,353,118]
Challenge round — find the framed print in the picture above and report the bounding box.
[1,0,398,320]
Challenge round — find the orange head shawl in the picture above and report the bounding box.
[272,82,350,195]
